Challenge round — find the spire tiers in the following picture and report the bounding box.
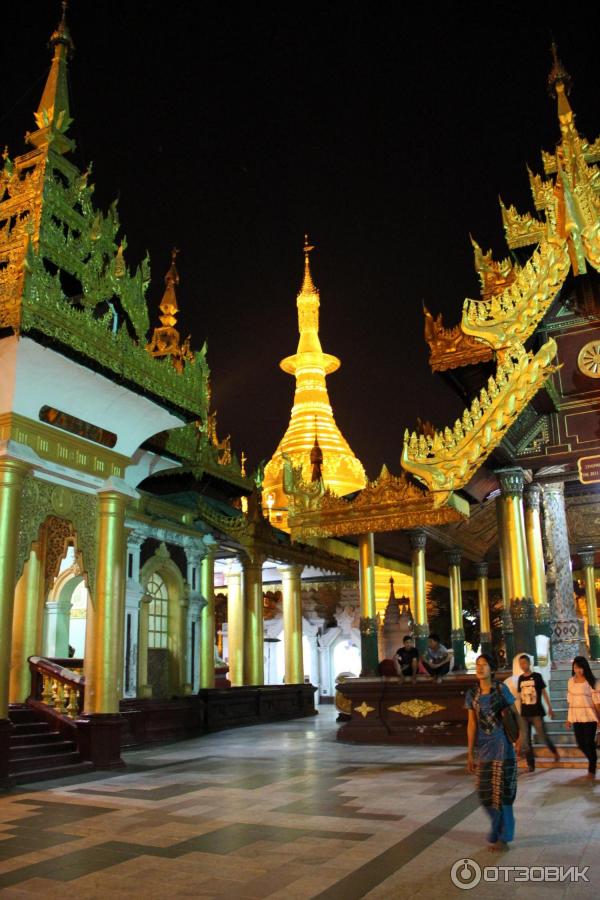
[146,249,194,372]
[27,1,74,154]
[262,240,366,525]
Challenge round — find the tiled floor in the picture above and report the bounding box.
[0,707,598,898]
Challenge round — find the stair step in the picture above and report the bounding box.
[9,751,82,774]
[11,722,53,735]
[8,707,42,724]
[9,740,75,760]
[10,730,63,747]
[10,761,94,786]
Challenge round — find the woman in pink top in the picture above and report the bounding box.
[566,656,600,779]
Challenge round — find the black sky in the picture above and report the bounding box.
[1,2,597,478]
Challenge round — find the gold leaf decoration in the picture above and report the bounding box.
[388,699,445,718]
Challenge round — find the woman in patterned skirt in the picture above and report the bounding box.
[466,653,518,851]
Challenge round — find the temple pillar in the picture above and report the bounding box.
[542,482,580,662]
[279,564,304,684]
[183,539,206,693]
[199,542,216,689]
[445,549,466,670]
[136,594,152,698]
[244,552,265,685]
[578,548,600,661]
[409,530,429,655]
[496,468,535,659]
[10,542,44,703]
[495,493,515,662]
[84,488,128,715]
[358,532,378,675]
[0,457,29,783]
[123,532,145,699]
[42,596,71,658]
[226,559,245,686]
[475,561,492,657]
[178,590,192,695]
[524,483,552,640]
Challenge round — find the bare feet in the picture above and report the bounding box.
[585,772,596,780]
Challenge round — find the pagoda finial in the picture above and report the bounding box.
[159,247,180,327]
[388,577,396,601]
[146,248,193,372]
[300,234,317,295]
[547,42,574,127]
[28,0,74,153]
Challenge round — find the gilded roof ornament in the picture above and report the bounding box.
[27,0,75,154]
[146,249,195,373]
[423,305,492,372]
[401,339,559,493]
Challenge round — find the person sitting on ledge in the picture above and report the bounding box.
[422,633,450,683]
[394,635,418,684]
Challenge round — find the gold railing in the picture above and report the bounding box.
[28,656,85,720]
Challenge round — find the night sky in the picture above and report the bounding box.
[1,3,597,479]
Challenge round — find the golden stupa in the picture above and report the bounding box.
[263,238,366,527]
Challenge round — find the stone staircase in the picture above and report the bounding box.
[8,706,93,785]
[520,663,600,769]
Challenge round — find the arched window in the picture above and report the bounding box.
[147,572,168,649]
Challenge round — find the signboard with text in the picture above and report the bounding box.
[578,454,600,484]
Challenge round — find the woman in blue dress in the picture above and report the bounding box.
[466,653,518,851]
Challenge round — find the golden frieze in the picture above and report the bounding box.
[402,339,558,493]
[286,463,468,540]
[388,699,445,718]
[471,238,519,300]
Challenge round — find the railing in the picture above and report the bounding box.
[28,656,85,720]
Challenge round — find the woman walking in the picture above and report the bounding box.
[466,653,518,851]
[566,656,600,779]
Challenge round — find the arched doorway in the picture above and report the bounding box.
[43,545,90,661]
[140,545,187,698]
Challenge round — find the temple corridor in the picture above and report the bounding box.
[0,708,598,898]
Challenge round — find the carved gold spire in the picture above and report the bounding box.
[27,1,74,154]
[263,238,366,527]
[146,249,194,372]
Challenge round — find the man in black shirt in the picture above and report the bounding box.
[394,635,418,683]
[517,653,560,772]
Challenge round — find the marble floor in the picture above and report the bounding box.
[0,707,598,899]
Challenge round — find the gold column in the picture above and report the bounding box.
[496,468,535,658]
[244,552,265,685]
[475,561,492,656]
[0,458,29,720]
[199,544,216,689]
[10,541,44,703]
[226,560,245,686]
[495,493,515,660]
[279,564,304,684]
[445,548,466,670]
[358,532,378,675]
[408,530,428,655]
[524,483,551,637]
[578,548,600,660]
[137,594,152,698]
[84,489,127,714]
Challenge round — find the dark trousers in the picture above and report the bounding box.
[519,715,557,769]
[422,660,450,678]
[573,722,598,774]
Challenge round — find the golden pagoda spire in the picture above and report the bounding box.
[262,238,366,526]
[27,0,74,154]
[548,42,574,130]
[146,249,194,372]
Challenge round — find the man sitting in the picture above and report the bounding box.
[394,635,418,684]
[422,633,450,683]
